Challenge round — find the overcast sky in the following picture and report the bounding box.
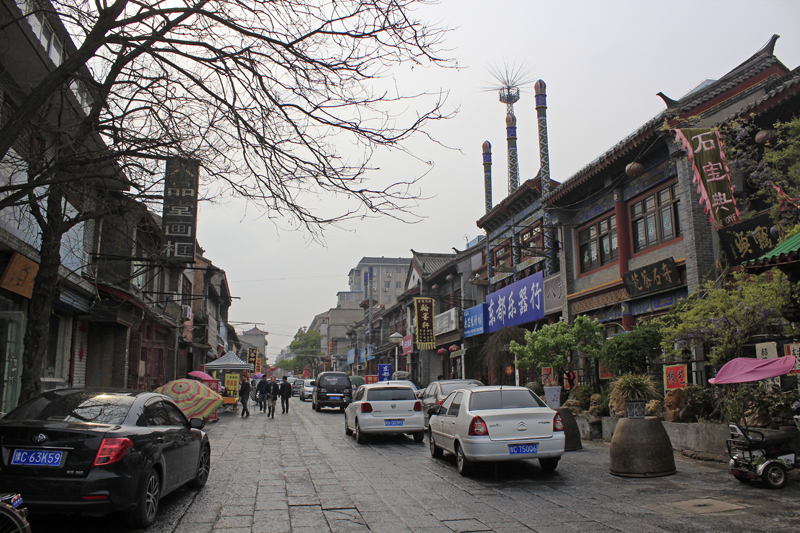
[195,0,800,360]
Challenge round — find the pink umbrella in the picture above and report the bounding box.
[709,355,796,384]
[188,370,214,380]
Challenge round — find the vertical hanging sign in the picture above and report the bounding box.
[161,157,200,262]
[672,128,739,228]
[414,298,436,350]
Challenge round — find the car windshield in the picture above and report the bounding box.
[440,382,481,395]
[5,390,135,425]
[469,390,546,410]
[366,388,416,401]
[320,375,349,386]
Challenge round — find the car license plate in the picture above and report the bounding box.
[11,449,64,467]
[508,443,537,455]
[385,419,404,427]
[329,395,340,400]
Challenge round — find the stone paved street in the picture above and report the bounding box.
[30,399,800,533]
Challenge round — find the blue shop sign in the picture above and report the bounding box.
[463,304,488,337]
[359,348,366,363]
[378,364,392,381]
[486,271,544,333]
[347,348,355,365]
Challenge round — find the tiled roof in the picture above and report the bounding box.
[726,66,800,122]
[746,232,800,271]
[410,250,456,276]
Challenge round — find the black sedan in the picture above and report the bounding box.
[0,388,210,527]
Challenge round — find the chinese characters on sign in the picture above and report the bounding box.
[756,341,778,359]
[414,298,436,350]
[622,258,680,298]
[401,334,413,355]
[255,358,262,374]
[543,274,563,314]
[365,375,379,384]
[663,364,687,392]
[486,271,544,334]
[717,211,780,265]
[160,158,200,262]
[246,347,258,367]
[783,344,800,375]
[463,304,487,337]
[0,252,39,298]
[672,128,739,228]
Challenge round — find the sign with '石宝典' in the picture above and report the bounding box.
[672,128,739,229]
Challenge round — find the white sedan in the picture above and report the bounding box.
[428,386,565,475]
[344,383,425,444]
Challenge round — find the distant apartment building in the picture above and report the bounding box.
[348,257,411,307]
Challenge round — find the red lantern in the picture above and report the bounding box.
[437,348,448,357]
[449,345,459,352]
[625,161,644,177]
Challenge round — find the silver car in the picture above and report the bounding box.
[344,383,424,444]
[299,380,314,401]
[428,386,565,476]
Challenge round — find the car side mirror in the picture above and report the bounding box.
[190,418,205,430]
[309,380,316,386]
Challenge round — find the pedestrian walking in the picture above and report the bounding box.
[279,376,292,414]
[256,377,269,412]
[265,376,281,418]
[239,376,251,418]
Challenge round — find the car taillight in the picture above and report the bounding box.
[468,416,488,436]
[553,412,564,432]
[413,401,422,411]
[361,403,373,413]
[94,438,133,466]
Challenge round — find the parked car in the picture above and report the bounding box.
[349,376,365,389]
[344,383,424,444]
[291,379,304,397]
[419,379,483,427]
[428,386,565,476]
[299,380,314,402]
[0,388,210,527]
[311,372,352,411]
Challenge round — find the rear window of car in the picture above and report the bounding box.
[440,382,482,395]
[6,391,135,425]
[366,388,416,401]
[469,390,546,410]
[319,375,349,386]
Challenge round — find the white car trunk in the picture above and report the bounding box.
[369,400,418,418]
[481,408,555,440]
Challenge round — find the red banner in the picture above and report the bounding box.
[664,364,688,391]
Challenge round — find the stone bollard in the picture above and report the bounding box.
[609,416,676,478]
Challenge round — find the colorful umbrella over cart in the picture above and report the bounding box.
[155,379,223,419]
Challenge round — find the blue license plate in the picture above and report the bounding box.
[385,419,404,427]
[508,444,538,455]
[329,396,340,400]
[11,449,64,467]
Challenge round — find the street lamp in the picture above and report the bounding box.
[390,332,403,379]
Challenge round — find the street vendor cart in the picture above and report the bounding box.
[203,351,254,412]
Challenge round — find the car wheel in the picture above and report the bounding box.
[412,431,424,443]
[355,420,367,445]
[762,462,787,489]
[127,468,160,528]
[188,445,211,488]
[539,457,560,472]
[345,415,353,436]
[455,443,472,476]
[429,430,443,459]
[315,401,321,412]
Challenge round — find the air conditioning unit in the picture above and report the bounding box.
[387,272,392,278]
[383,288,388,292]
[357,365,364,371]
[181,305,193,320]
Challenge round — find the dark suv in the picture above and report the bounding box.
[311,372,352,412]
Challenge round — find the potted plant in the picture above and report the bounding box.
[610,373,661,419]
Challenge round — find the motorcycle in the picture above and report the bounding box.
[710,354,799,489]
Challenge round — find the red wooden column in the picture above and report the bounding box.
[614,189,635,330]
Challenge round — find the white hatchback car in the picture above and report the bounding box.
[428,386,565,475]
[344,383,425,444]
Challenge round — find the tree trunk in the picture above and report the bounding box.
[18,188,64,404]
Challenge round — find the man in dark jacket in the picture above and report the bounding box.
[279,376,292,414]
[256,378,269,412]
[239,376,251,418]
[265,376,281,418]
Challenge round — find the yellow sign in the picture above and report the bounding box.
[0,252,39,299]
[255,358,262,373]
[224,373,240,396]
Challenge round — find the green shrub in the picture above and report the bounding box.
[570,384,594,411]
[682,384,717,422]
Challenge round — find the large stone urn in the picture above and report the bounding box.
[609,417,676,478]
[556,407,582,452]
